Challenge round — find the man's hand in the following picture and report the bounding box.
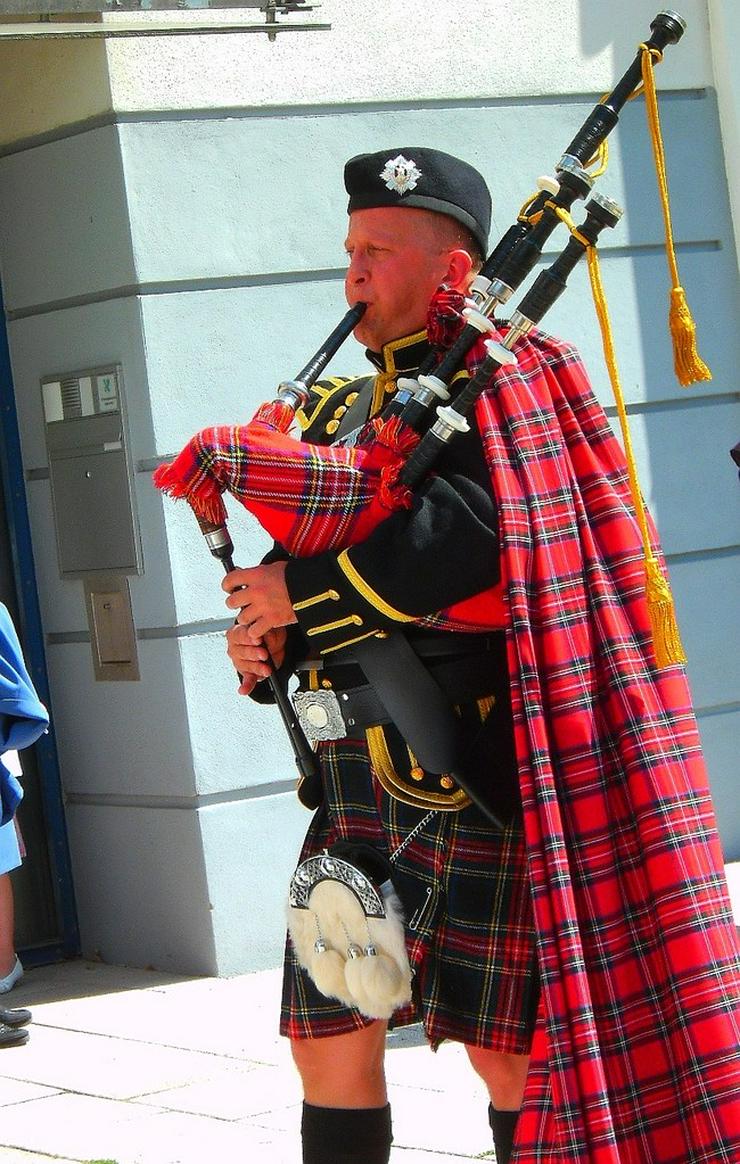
[222,562,297,695]
[225,623,288,696]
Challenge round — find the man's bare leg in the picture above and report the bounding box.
[465,1046,530,1164]
[292,1023,392,1163]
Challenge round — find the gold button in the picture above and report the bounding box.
[410,766,425,782]
[325,419,340,434]
[439,775,455,791]
[346,392,359,406]
[333,405,347,418]
[321,679,333,689]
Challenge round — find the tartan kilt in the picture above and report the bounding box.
[280,730,539,1051]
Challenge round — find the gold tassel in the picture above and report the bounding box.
[668,285,712,388]
[572,216,687,669]
[645,556,687,668]
[640,45,712,387]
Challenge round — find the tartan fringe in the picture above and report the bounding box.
[152,461,228,527]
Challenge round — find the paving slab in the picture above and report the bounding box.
[0,1023,245,1101]
[385,1034,478,1091]
[391,1083,492,1157]
[0,1152,83,1164]
[0,1089,301,1164]
[0,1078,62,1106]
[10,959,183,1004]
[12,964,285,1062]
[0,960,500,1162]
[133,1059,302,1120]
[0,1091,161,1160]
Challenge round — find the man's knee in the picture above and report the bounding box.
[464,1045,530,1111]
[291,1021,388,1107]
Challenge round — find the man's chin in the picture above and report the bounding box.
[353,323,381,351]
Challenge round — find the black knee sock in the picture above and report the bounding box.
[488,1103,519,1164]
[301,1102,393,1164]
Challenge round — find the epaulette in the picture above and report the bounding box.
[297,375,371,442]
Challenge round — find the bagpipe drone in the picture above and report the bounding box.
[154,10,708,803]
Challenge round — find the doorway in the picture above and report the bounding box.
[0,285,78,964]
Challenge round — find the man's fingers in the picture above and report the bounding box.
[225,588,250,612]
[221,567,252,593]
[243,614,279,642]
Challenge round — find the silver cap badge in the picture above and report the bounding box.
[380,154,422,195]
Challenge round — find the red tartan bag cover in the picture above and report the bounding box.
[473,329,740,1162]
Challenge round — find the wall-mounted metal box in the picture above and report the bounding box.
[41,364,143,579]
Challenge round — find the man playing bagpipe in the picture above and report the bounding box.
[217,147,740,1163]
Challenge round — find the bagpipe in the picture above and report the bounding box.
[154,9,707,798]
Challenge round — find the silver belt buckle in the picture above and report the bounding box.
[292,689,346,743]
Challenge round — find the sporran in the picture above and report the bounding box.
[287,837,419,1020]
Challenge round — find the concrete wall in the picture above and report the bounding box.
[708,0,740,264]
[0,38,112,148]
[0,0,736,975]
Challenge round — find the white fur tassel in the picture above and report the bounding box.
[287,875,412,1020]
[345,949,408,1020]
[310,942,349,1002]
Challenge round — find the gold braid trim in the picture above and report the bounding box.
[365,698,496,812]
[337,551,416,622]
[366,726,471,812]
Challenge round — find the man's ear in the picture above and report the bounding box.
[443,248,475,291]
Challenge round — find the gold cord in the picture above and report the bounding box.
[552,205,687,669]
[638,44,711,386]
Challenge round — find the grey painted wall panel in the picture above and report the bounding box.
[65,802,217,975]
[139,280,365,452]
[542,244,739,407]
[5,297,186,635]
[118,93,727,288]
[45,640,196,799]
[23,483,91,633]
[628,399,740,555]
[200,794,308,975]
[137,249,737,469]
[21,472,178,638]
[670,554,740,711]
[696,709,740,861]
[0,126,136,313]
[7,297,157,473]
[180,633,299,798]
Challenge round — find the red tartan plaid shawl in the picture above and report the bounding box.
[474,330,740,1162]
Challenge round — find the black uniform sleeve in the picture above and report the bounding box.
[284,421,500,655]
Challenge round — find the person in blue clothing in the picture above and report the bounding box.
[0,602,49,1044]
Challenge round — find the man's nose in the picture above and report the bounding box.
[347,252,368,283]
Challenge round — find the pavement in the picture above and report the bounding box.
[0,958,496,1164]
[2,866,738,1163]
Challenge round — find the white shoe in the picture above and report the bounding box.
[0,957,23,993]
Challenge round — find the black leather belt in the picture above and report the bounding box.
[292,642,502,745]
[295,632,499,672]
[292,684,391,743]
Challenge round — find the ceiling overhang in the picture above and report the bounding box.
[0,2,329,39]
